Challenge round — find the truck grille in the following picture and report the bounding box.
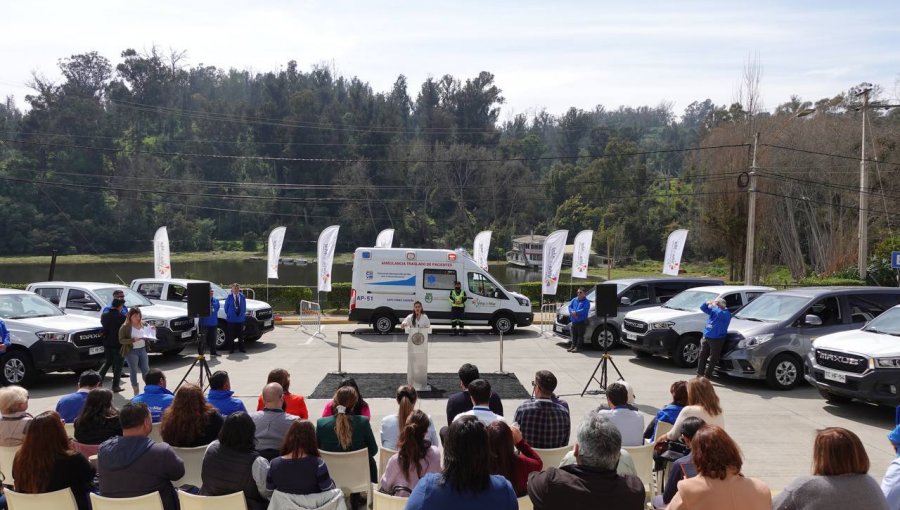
[169,317,194,332]
[623,319,648,334]
[814,349,867,374]
[255,308,273,321]
[71,329,105,348]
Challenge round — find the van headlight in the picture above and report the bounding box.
[650,321,675,330]
[36,331,68,342]
[873,357,900,369]
[145,319,167,328]
[515,296,529,307]
[737,334,774,348]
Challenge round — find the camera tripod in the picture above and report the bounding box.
[581,314,624,397]
[176,324,214,391]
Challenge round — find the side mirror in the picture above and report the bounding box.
[803,314,823,327]
[620,297,632,306]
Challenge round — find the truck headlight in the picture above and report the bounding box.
[737,333,774,348]
[515,296,529,307]
[650,321,675,330]
[145,319,167,328]
[36,331,68,342]
[874,357,900,369]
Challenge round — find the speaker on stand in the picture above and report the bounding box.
[177,282,214,391]
[581,284,625,396]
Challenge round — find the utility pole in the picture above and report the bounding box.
[744,133,760,285]
[857,86,871,281]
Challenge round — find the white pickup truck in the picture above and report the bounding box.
[130,278,275,349]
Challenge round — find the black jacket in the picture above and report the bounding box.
[100,309,126,349]
[527,465,645,510]
[445,390,504,426]
[75,415,122,445]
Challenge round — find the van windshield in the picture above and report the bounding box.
[0,293,64,319]
[734,294,809,322]
[862,307,900,336]
[663,290,718,312]
[586,283,627,301]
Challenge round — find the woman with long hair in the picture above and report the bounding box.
[486,421,542,497]
[267,420,335,495]
[255,368,309,419]
[400,301,431,329]
[316,386,378,481]
[74,388,122,444]
[201,412,271,510]
[380,410,441,497]
[12,411,95,510]
[667,425,769,510]
[406,415,516,510]
[773,427,888,510]
[0,385,31,446]
[119,307,152,395]
[381,385,439,449]
[659,376,724,443]
[160,383,224,447]
[321,377,371,418]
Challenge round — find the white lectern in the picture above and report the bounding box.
[407,327,430,391]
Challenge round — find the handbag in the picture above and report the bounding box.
[656,439,691,462]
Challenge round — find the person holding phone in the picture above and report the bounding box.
[401,301,431,330]
[119,308,154,395]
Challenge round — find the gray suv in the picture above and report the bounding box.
[553,277,724,349]
[720,287,900,390]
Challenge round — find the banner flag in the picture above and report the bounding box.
[375,229,395,248]
[317,225,340,292]
[473,230,492,272]
[153,227,172,278]
[267,227,287,279]
[663,229,689,276]
[541,230,569,294]
[571,229,593,279]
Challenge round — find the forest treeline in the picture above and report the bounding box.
[0,49,898,282]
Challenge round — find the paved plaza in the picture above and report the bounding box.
[25,324,898,491]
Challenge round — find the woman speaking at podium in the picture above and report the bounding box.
[401,301,431,330]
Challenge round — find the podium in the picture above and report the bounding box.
[407,327,430,391]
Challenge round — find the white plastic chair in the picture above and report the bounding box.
[89,492,165,510]
[377,447,397,482]
[371,484,406,510]
[0,445,20,487]
[64,422,76,439]
[173,445,209,487]
[623,443,655,497]
[148,426,163,444]
[653,420,674,442]
[320,449,372,502]
[532,446,571,469]
[518,495,534,510]
[7,488,78,510]
[178,490,248,510]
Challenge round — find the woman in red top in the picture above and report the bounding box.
[256,368,308,419]
[486,421,542,496]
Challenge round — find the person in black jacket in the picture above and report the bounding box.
[74,388,122,445]
[99,298,126,392]
[201,412,271,510]
[445,364,503,427]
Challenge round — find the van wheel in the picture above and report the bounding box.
[818,388,852,404]
[492,314,516,335]
[216,326,227,349]
[591,326,618,351]
[673,335,701,368]
[766,354,801,390]
[0,351,36,387]
[372,313,396,335]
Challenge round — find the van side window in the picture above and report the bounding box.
[35,288,63,305]
[723,293,743,311]
[65,289,91,310]
[423,269,457,290]
[653,282,686,303]
[622,285,650,306]
[468,273,502,298]
[746,292,765,303]
[138,283,163,299]
[803,297,841,326]
[848,294,895,323]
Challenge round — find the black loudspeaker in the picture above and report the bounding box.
[594,284,618,317]
[187,282,212,317]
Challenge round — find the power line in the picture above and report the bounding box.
[762,143,900,168]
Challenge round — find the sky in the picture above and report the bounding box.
[2,0,899,119]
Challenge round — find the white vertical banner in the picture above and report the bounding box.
[473,230,492,272]
[153,226,172,278]
[541,230,569,295]
[375,228,395,248]
[267,226,287,279]
[663,229,689,276]
[317,225,340,292]
[571,229,593,279]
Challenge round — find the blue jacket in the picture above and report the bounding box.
[0,319,10,347]
[224,293,247,324]
[132,385,175,422]
[568,296,591,324]
[101,305,128,316]
[700,302,732,339]
[201,297,220,327]
[207,389,247,416]
[655,403,684,428]
[55,390,89,423]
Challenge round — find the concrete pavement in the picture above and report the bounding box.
[25,324,897,491]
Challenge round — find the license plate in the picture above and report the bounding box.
[823,370,846,383]
[88,346,104,355]
[553,325,562,333]
[181,331,193,339]
[264,320,273,327]
[625,332,637,341]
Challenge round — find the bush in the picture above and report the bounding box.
[510,281,604,307]
[0,283,27,290]
[239,284,314,313]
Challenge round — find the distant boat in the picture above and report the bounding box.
[279,257,309,266]
[505,234,546,268]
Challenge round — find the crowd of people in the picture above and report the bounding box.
[0,358,896,510]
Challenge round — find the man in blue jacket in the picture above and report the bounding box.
[697,298,732,378]
[55,370,101,422]
[567,287,591,353]
[201,287,220,356]
[0,318,10,353]
[132,368,175,422]
[207,370,247,416]
[224,283,247,354]
[101,288,129,316]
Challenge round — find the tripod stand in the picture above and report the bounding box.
[177,322,214,391]
[581,314,624,397]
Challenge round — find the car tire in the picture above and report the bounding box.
[215,326,227,349]
[491,313,516,335]
[766,353,802,390]
[0,350,36,387]
[673,335,702,368]
[372,313,396,335]
[817,388,852,404]
[591,326,618,351]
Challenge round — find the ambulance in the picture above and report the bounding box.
[349,248,533,334]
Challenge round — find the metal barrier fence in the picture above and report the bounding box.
[540,302,560,336]
[299,300,322,333]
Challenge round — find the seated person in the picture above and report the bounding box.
[321,377,370,418]
[445,363,503,427]
[486,421,542,497]
[160,383,224,447]
[380,410,441,497]
[55,370,101,423]
[0,385,32,446]
[201,412,271,510]
[267,420,336,495]
[644,380,687,441]
[595,382,644,446]
[381,385,439,449]
[452,379,505,425]
[316,386,378,482]
[256,368,309,419]
[651,416,705,509]
[132,369,175,422]
[514,370,571,448]
[252,383,298,460]
[208,370,248,416]
[74,388,122,445]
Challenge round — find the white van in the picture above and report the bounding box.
[349,248,533,334]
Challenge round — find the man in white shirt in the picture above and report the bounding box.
[453,379,505,425]
[596,382,644,446]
